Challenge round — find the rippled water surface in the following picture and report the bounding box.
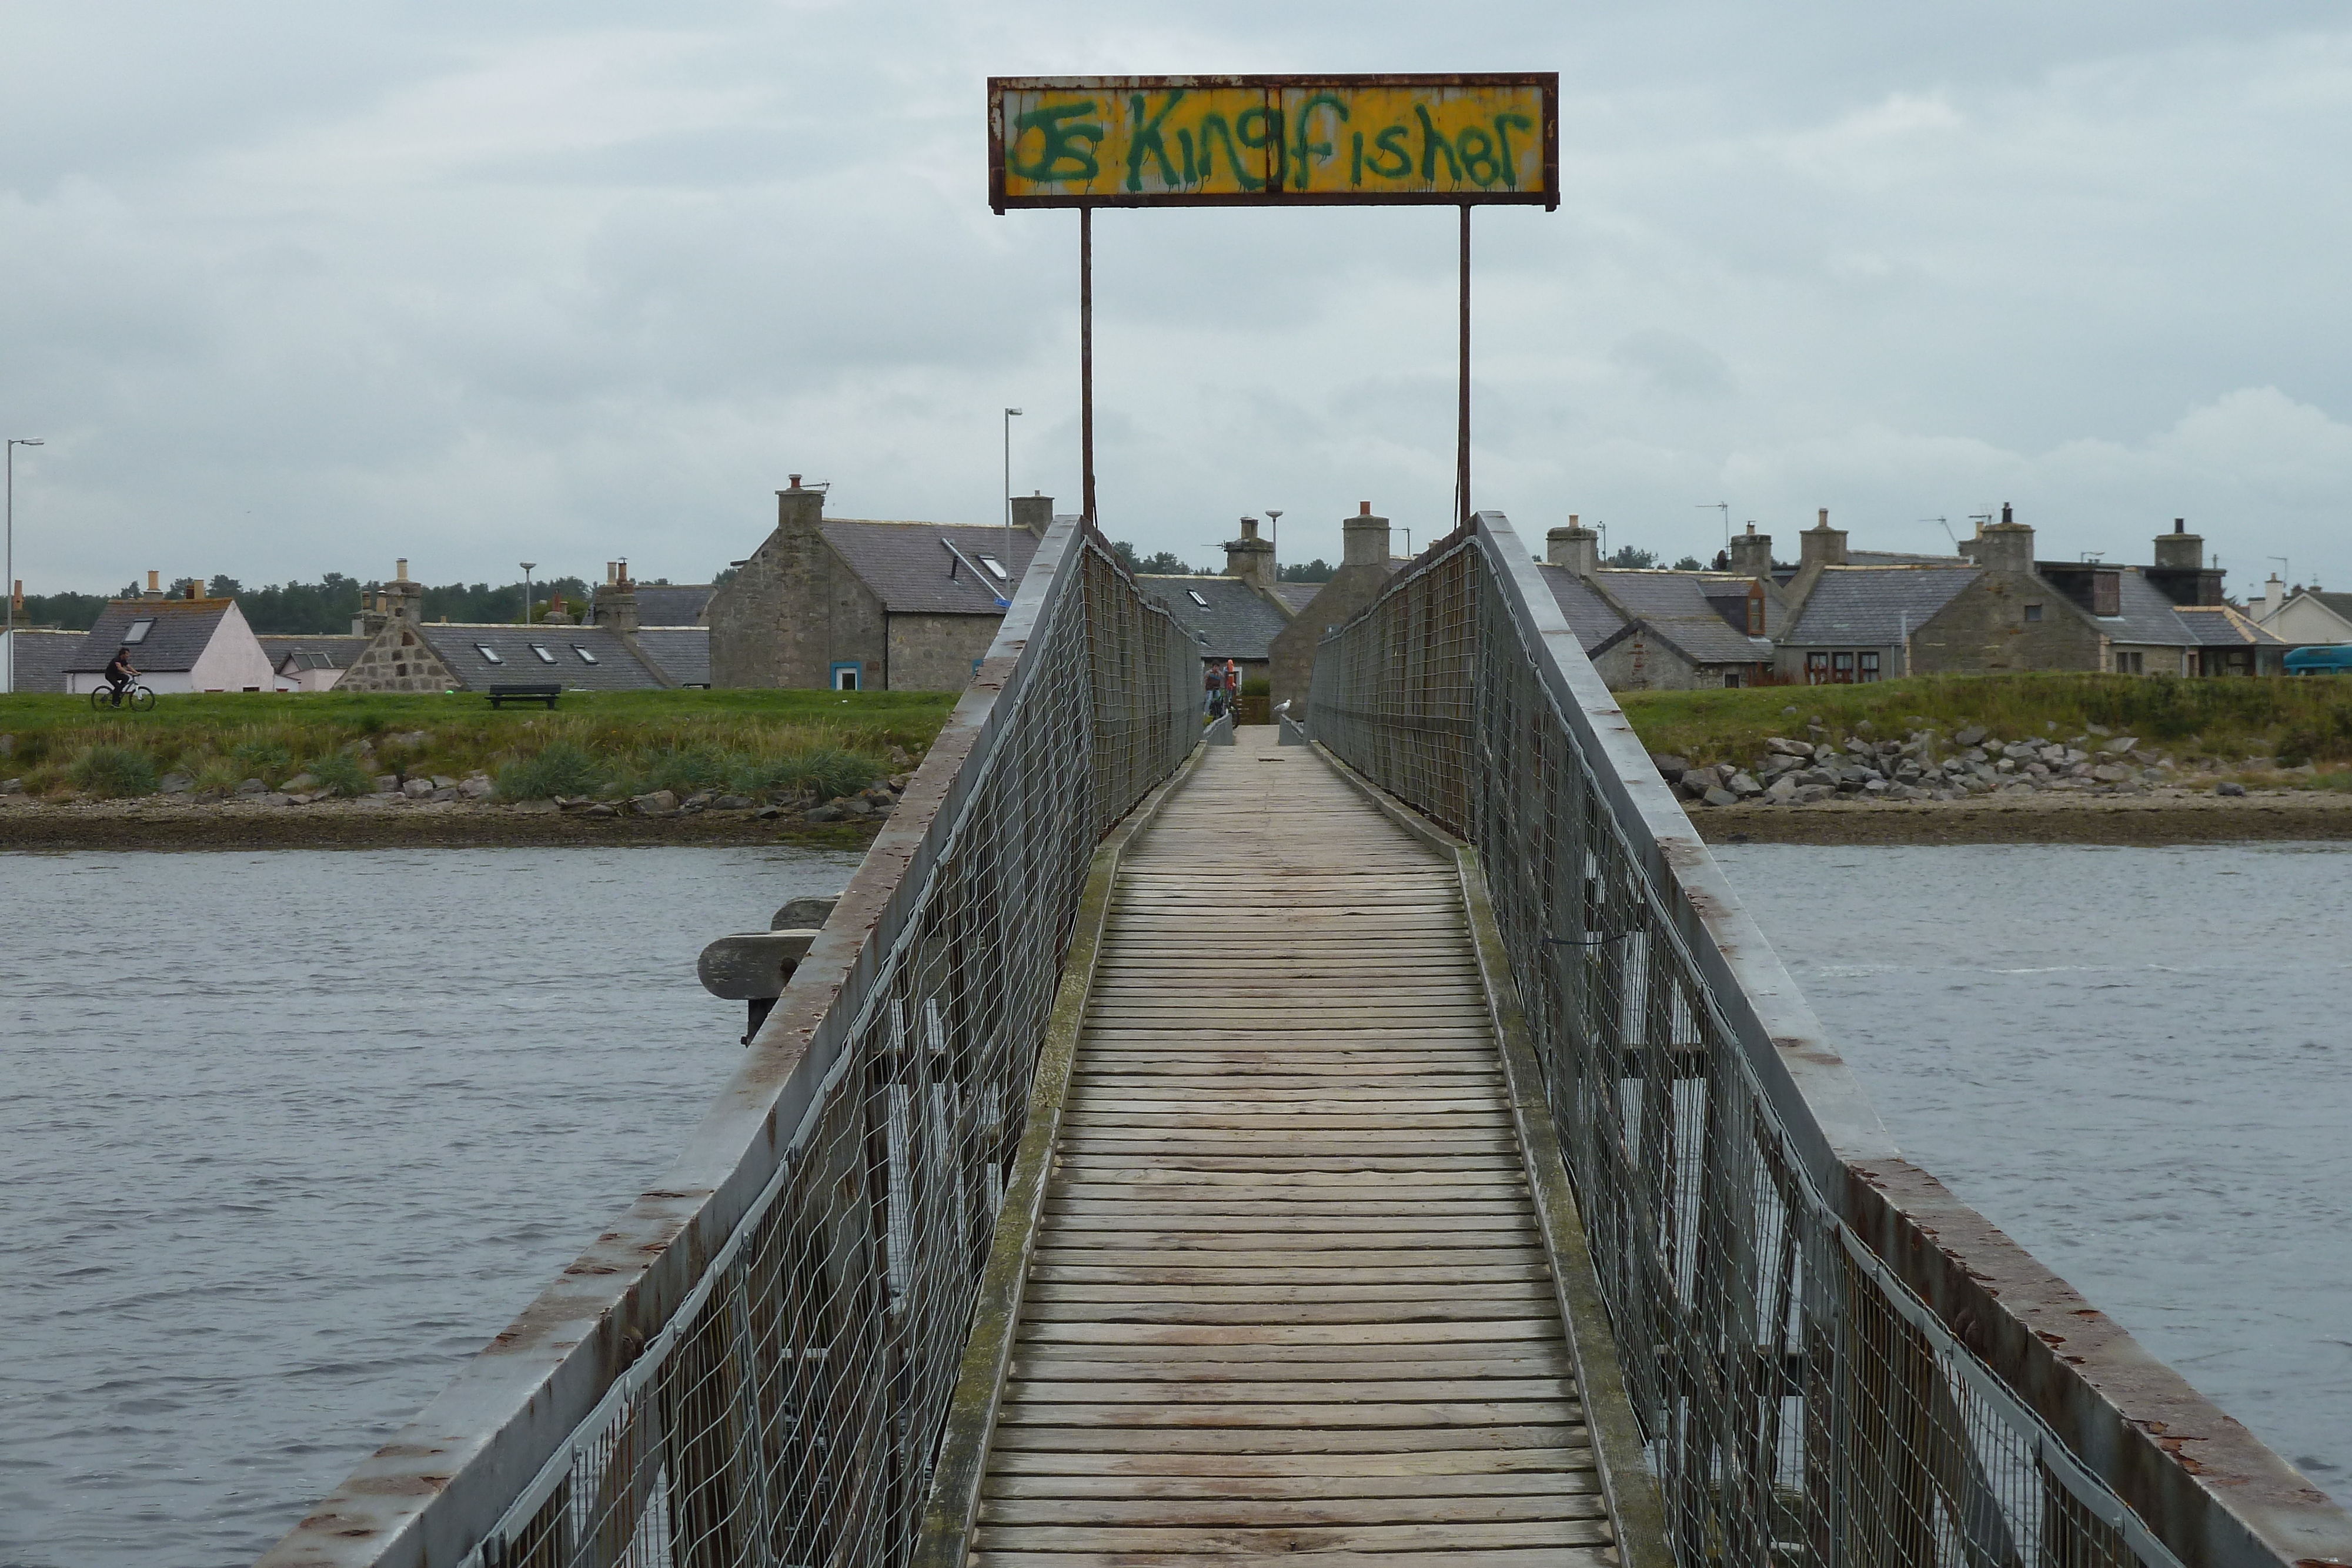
[1,848,858,1568]
[6,843,2346,1565]
[1714,841,2352,1503]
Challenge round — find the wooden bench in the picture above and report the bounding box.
[486,683,562,710]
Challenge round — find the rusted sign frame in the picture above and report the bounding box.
[988,73,1561,212]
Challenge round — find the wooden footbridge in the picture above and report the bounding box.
[262,515,2352,1568]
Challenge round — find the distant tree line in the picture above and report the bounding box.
[13,573,593,633]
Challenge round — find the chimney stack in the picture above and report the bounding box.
[1225,516,1277,589]
[1342,501,1392,567]
[1963,502,2036,575]
[777,472,825,534]
[1798,508,1847,571]
[145,570,160,597]
[593,561,640,633]
[1726,522,1773,581]
[1545,514,1601,576]
[1010,492,1054,539]
[2151,517,2205,573]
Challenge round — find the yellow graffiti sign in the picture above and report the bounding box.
[989,75,1557,209]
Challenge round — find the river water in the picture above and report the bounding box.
[1,843,2343,1566]
[1713,841,2351,1505]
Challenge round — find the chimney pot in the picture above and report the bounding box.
[1359,501,1371,516]
[396,559,409,582]
[2174,518,2186,533]
[146,570,159,594]
[1241,517,1259,540]
[1818,508,1829,527]
[789,473,801,489]
[2001,503,2014,526]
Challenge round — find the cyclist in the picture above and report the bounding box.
[103,646,139,706]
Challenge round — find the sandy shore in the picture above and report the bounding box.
[0,795,881,851]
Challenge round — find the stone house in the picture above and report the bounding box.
[1138,518,1297,691]
[62,575,277,694]
[1535,520,1779,690]
[707,478,1050,691]
[259,635,369,692]
[1269,504,1406,709]
[336,561,701,693]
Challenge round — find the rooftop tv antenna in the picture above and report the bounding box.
[1696,502,1729,546]
[1920,516,1958,547]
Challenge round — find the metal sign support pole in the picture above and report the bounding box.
[1457,203,1472,530]
[1080,206,1096,527]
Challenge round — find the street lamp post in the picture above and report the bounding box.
[520,562,536,626]
[1003,407,1022,569]
[1264,508,1282,581]
[6,439,45,697]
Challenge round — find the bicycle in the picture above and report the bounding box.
[90,682,157,713]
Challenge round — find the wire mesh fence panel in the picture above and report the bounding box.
[455,527,1195,1568]
[1309,518,2184,1568]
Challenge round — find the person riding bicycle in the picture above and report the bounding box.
[103,647,139,704]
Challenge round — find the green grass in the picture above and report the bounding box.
[0,688,957,800]
[1618,673,2352,773]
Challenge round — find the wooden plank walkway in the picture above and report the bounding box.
[970,730,1618,1568]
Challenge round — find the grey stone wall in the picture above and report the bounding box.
[708,480,890,688]
[1593,633,1707,691]
[338,618,459,692]
[1910,571,2102,674]
[887,613,1001,691]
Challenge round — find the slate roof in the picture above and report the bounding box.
[1848,549,1970,566]
[258,634,369,673]
[2097,569,2200,645]
[1593,570,1779,664]
[631,627,711,686]
[4,628,85,693]
[632,584,713,626]
[1783,566,1982,646]
[1137,575,1292,661]
[1535,566,1632,653]
[65,598,237,673]
[1270,581,1325,613]
[414,625,671,691]
[2173,604,2287,648]
[821,520,1043,615]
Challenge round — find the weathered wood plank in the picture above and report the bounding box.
[975,1493,1611,1527]
[970,1519,1616,1551]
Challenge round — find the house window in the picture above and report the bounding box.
[123,619,153,644]
[2024,603,2043,622]
[1722,672,1743,689]
[401,630,416,646]
[2115,650,2143,674]
[831,661,862,691]
[977,553,1009,581]
[1832,651,1855,683]
[1746,596,1765,635]
[573,646,599,664]
[1806,651,1830,685]
[530,644,557,664]
[1857,651,1880,683]
[476,644,504,663]
[1187,589,1211,608]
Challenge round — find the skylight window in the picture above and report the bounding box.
[977,553,1009,581]
[123,619,153,644]
[573,646,599,664]
[476,644,505,664]
[530,644,558,664]
[1187,589,1211,608]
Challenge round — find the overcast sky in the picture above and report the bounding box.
[5,1,2352,598]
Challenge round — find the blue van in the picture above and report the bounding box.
[2285,644,2352,674]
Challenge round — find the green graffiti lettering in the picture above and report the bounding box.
[1367,125,1412,179]
[1194,113,1265,190]
[1415,103,1459,182]
[1351,129,1365,185]
[1237,105,1285,188]
[1010,101,1103,183]
[1291,92,1347,186]
[1177,126,1197,184]
[1124,90,1185,191]
[1456,125,1500,186]
[1492,112,1532,189]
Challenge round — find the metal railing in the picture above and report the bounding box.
[259,518,1195,1568]
[1309,513,2351,1568]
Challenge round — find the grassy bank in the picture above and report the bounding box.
[0,689,960,801]
[1619,674,2352,778]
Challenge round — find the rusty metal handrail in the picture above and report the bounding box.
[1309,511,2352,1568]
